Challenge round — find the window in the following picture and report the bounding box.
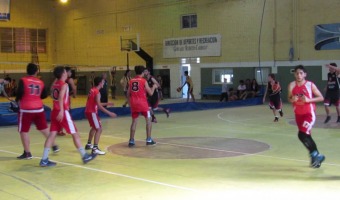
[181,14,197,29]
[0,27,47,53]
[255,67,270,85]
[181,57,200,64]
[213,69,233,84]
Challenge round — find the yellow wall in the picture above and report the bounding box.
[1,0,340,71]
[0,0,55,71]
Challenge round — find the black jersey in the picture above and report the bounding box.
[147,76,158,98]
[327,72,340,91]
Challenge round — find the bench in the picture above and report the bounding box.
[201,86,221,99]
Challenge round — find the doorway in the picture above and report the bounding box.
[181,64,191,99]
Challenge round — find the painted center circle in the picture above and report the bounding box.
[107,137,270,159]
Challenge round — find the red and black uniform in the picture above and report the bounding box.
[268,81,282,110]
[16,76,48,132]
[324,72,340,106]
[146,76,159,109]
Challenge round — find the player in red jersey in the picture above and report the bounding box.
[127,65,158,147]
[288,65,325,168]
[56,66,77,136]
[15,63,59,159]
[39,66,96,167]
[84,76,117,155]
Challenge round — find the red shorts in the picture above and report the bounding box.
[18,111,48,133]
[295,113,315,135]
[50,110,78,134]
[85,112,101,129]
[131,110,151,119]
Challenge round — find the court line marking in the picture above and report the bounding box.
[0,171,51,200]
[100,135,340,168]
[0,149,197,192]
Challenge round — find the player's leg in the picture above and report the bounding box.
[85,112,98,150]
[190,88,195,102]
[335,98,340,122]
[17,112,33,159]
[62,110,97,163]
[296,114,325,168]
[71,132,97,164]
[324,105,331,123]
[324,93,331,123]
[128,112,139,147]
[86,128,96,149]
[40,130,58,167]
[298,131,325,168]
[92,127,105,155]
[144,111,156,145]
[18,132,32,159]
[35,112,59,153]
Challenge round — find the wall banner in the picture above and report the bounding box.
[315,23,340,50]
[163,34,221,58]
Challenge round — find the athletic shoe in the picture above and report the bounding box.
[311,153,325,168]
[40,158,57,167]
[165,108,170,118]
[146,139,156,146]
[92,147,106,155]
[279,110,283,117]
[128,141,135,147]
[337,116,340,123]
[82,153,97,164]
[57,131,66,136]
[273,117,279,122]
[324,116,331,124]
[152,117,158,123]
[85,144,93,150]
[52,145,60,153]
[17,151,33,160]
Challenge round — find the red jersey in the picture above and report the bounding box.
[129,75,149,112]
[51,80,70,111]
[292,80,316,115]
[85,87,99,113]
[19,76,44,111]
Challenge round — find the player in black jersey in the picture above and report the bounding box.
[143,68,170,123]
[324,63,340,123]
[263,73,283,122]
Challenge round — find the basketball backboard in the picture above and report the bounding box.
[120,33,140,52]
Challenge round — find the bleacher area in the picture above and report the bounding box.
[201,85,265,99]
[201,86,221,99]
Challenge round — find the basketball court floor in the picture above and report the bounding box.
[1,96,340,199]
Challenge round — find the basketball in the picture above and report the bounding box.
[176,87,182,92]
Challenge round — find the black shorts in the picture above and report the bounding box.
[148,91,159,109]
[324,90,340,106]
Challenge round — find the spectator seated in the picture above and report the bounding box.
[201,86,221,99]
